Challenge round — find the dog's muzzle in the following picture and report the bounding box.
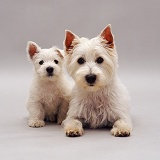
[46,67,54,76]
[85,74,96,86]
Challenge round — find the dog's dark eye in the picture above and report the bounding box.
[54,60,58,64]
[96,57,104,64]
[77,57,85,65]
[39,60,44,65]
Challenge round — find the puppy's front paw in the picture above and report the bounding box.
[29,120,45,128]
[66,129,84,137]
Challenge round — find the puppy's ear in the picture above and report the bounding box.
[99,24,114,48]
[64,30,79,53]
[55,48,64,59]
[26,41,41,59]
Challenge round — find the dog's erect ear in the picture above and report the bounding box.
[55,49,64,59]
[27,41,41,59]
[64,30,79,53]
[99,24,114,48]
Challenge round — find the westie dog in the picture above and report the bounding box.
[26,41,71,127]
[62,24,132,137]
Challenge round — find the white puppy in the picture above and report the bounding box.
[26,41,72,127]
[63,24,132,137]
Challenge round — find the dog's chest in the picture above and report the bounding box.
[39,84,61,111]
[79,93,113,128]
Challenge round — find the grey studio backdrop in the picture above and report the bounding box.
[0,0,160,160]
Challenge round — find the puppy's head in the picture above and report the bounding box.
[27,41,64,81]
[64,24,118,92]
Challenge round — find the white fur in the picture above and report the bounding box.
[26,41,72,127]
[63,25,132,137]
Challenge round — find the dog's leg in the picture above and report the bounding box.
[57,100,69,125]
[63,118,84,137]
[109,84,132,137]
[111,117,132,137]
[27,102,45,128]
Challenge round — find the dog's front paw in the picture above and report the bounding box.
[111,120,131,137]
[63,119,84,137]
[111,127,131,137]
[29,120,45,128]
[66,129,84,137]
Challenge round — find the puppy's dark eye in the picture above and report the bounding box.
[77,57,85,65]
[54,60,58,64]
[96,57,104,64]
[39,60,44,65]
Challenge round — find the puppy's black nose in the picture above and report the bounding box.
[85,74,96,84]
[46,67,54,74]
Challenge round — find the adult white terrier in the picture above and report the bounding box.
[26,41,71,127]
[63,24,132,137]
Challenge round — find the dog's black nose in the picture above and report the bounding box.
[85,74,96,84]
[46,67,54,74]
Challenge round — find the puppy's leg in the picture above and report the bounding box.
[63,118,84,137]
[111,117,132,137]
[57,100,69,125]
[27,101,45,128]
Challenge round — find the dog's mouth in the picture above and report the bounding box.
[88,83,95,86]
[47,73,54,77]
[85,82,100,92]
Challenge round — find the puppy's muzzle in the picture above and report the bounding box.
[85,74,96,86]
[46,67,54,76]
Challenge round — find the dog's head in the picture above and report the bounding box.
[64,24,118,92]
[27,41,64,81]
